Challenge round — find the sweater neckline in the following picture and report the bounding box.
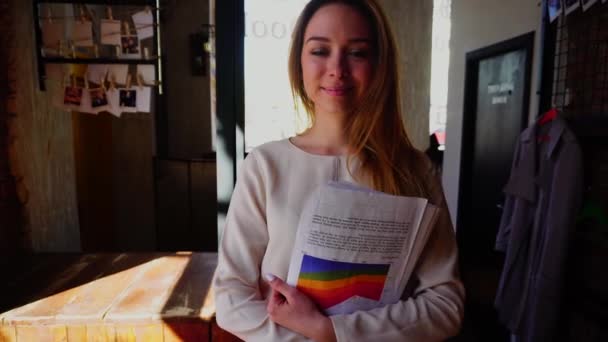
[286,137,348,158]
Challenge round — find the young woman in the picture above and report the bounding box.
[213,1,464,341]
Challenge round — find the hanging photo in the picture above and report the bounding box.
[101,19,122,46]
[63,86,82,106]
[106,88,122,117]
[137,64,156,84]
[40,21,64,56]
[78,88,95,114]
[72,21,94,47]
[120,35,141,58]
[581,0,598,11]
[108,64,129,85]
[90,88,109,109]
[548,0,563,22]
[132,9,154,41]
[87,64,109,85]
[119,89,138,112]
[564,0,581,15]
[136,86,152,113]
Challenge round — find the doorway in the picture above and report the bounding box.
[456,31,535,341]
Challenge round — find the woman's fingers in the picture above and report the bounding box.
[265,273,295,302]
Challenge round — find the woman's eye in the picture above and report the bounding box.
[311,49,329,56]
[349,50,368,58]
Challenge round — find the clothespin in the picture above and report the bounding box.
[123,21,131,35]
[79,6,86,23]
[126,74,132,89]
[137,73,144,89]
[109,74,116,90]
[143,47,149,59]
[58,40,63,56]
[100,72,107,91]
[94,44,99,58]
[106,6,114,20]
[84,73,89,90]
[70,41,76,58]
[115,45,121,57]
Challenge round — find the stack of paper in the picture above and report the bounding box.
[287,181,439,315]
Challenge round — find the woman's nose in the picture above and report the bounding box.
[328,53,349,78]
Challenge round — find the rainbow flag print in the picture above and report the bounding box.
[296,255,390,310]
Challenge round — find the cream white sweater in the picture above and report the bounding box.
[213,139,464,341]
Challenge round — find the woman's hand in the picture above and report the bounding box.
[266,274,337,342]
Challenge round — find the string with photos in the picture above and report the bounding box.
[46,70,160,89]
[39,4,160,45]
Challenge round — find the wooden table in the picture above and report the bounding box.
[0,252,241,341]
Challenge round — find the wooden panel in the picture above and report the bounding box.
[66,325,86,341]
[1,253,219,341]
[0,254,82,313]
[10,0,80,252]
[162,0,213,157]
[133,324,163,342]
[53,258,150,322]
[15,325,50,341]
[0,325,17,342]
[86,324,114,342]
[163,321,209,342]
[160,253,217,321]
[191,161,217,252]
[1,254,162,325]
[114,325,135,342]
[111,113,156,251]
[155,160,190,250]
[73,113,115,251]
[105,255,192,322]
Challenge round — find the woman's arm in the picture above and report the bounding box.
[213,151,310,342]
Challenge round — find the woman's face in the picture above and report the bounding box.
[301,3,374,118]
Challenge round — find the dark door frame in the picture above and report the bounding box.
[456,31,535,262]
[215,0,245,239]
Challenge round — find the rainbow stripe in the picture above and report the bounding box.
[296,255,389,310]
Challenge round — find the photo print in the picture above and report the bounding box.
[77,88,95,114]
[132,9,154,41]
[90,88,109,109]
[63,86,82,106]
[41,21,64,56]
[119,89,138,112]
[101,19,122,46]
[72,20,94,47]
[106,88,122,117]
[120,35,141,58]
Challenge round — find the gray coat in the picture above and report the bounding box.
[494,117,583,342]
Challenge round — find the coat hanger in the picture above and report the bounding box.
[538,108,558,126]
[537,108,558,142]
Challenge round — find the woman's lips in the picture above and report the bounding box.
[322,87,352,96]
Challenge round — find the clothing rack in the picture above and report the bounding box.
[539,1,608,340]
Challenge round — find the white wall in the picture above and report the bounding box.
[443,0,543,227]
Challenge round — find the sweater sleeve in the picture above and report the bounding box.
[329,170,465,342]
[213,151,310,342]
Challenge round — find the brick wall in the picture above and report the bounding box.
[0,0,25,253]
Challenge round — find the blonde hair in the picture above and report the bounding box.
[288,0,431,197]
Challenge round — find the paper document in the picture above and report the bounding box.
[287,181,439,315]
